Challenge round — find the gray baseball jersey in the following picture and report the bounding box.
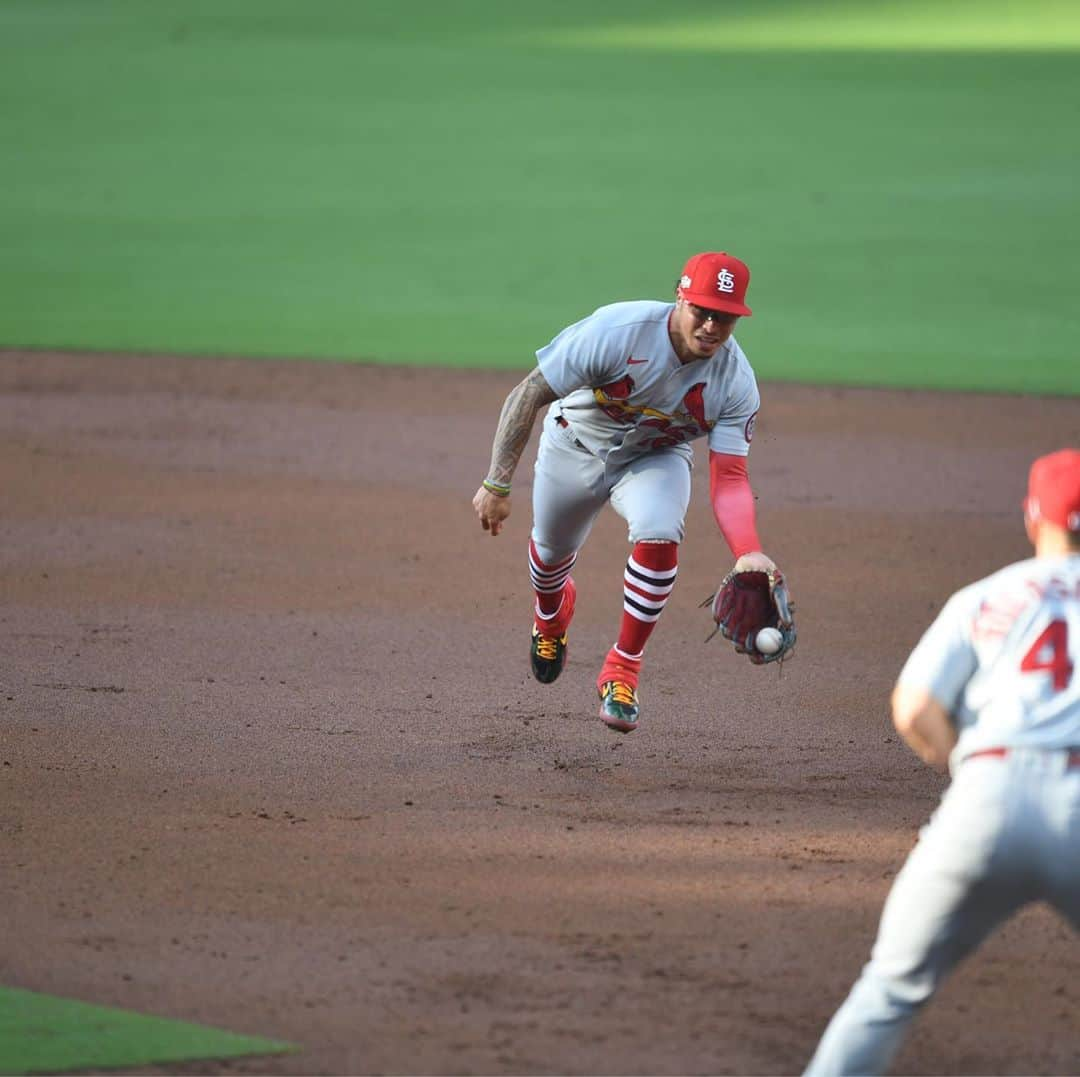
[899,553,1080,769]
[536,300,760,471]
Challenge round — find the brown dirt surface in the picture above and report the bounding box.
[2,350,1077,1076]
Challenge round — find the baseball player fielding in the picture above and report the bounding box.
[471,251,795,733]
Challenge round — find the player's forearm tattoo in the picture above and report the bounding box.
[487,368,557,485]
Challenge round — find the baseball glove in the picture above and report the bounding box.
[702,567,796,664]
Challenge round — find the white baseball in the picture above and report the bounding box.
[755,627,783,655]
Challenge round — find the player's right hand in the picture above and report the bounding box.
[472,487,512,537]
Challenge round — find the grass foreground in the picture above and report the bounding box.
[0,985,295,1074]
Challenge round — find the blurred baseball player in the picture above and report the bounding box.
[471,252,792,733]
[804,448,1080,1076]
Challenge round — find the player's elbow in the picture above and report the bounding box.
[891,682,938,737]
[891,683,918,736]
[891,681,956,766]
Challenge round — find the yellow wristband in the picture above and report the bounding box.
[482,478,511,497]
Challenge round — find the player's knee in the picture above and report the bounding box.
[854,964,937,1016]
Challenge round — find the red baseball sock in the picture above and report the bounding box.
[616,540,678,659]
[529,538,577,627]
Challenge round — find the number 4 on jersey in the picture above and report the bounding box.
[1020,620,1073,691]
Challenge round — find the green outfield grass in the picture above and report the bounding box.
[1,0,1078,393]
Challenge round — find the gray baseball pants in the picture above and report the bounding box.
[529,409,692,565]
[804,749,1080,1076]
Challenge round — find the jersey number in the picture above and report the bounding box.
[1019,620,1073,691]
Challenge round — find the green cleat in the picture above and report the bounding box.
[530,577,575,684]
[598,681,639,733]
[530,626,569,684]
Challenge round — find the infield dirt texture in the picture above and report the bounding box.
[3,352,1078,1074]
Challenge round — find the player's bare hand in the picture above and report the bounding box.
[733,550,778,575]
[472,487,512,537]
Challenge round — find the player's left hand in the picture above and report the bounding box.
[702,555,796,664]
[732,551,777,575]
[472,486,512,537]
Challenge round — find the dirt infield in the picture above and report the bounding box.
[2,351,1077,1076]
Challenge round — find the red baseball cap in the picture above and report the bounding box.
[1026,448,1080,532]
[677,251,752,317]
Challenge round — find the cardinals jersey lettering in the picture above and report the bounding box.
[536,300,759,468]
[898,554,1080,767]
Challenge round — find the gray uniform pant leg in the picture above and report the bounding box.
[531,413,610,565]
[804,755,1080,1076]
[1043,763,1080,928]
[531,414,692,563]
[609,449,692,544]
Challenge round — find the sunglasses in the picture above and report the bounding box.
[686,303,736,324]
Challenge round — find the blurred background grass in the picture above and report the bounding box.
[1,0,1078,393]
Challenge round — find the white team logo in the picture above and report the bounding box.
[680,274,692,288]
[717,268,736,294]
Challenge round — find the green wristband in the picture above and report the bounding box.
[482,478,511,497]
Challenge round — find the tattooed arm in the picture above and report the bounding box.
[472,367,559,537]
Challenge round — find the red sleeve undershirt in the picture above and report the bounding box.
[709,450,761,558]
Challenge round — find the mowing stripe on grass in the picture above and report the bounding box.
[0,986,295,1075]
[1,1,1077,393]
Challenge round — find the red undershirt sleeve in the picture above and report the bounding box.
[709,450,761,558]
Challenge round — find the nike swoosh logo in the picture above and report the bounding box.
[626,356,648,365]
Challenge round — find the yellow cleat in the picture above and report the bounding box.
[530,626,569,684]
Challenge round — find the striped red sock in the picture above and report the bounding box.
[529,538,576,618]
[615,540,678,659]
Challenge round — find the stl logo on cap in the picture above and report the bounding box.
[677,251,752,317]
